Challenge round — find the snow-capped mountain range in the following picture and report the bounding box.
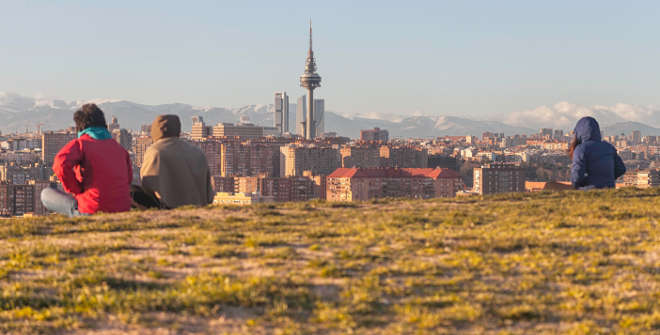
[1,92,659,138]
[505,101,660,132]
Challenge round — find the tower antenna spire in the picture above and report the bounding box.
[309,19,313,53]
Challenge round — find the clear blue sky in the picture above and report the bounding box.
[1,1,659,119]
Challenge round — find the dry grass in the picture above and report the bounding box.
[1,188,659,334]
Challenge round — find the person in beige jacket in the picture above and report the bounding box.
[140,115,214,208]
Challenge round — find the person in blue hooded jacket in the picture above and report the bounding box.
[569,116,626,189]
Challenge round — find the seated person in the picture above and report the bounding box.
[138,114,214,209]
[42,104,132,216]
[569,116,626,189]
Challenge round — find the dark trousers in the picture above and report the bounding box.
[131,185,161,209]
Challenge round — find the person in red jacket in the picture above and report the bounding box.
[41,104,132,216]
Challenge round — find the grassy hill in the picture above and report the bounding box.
[1,188,659,334]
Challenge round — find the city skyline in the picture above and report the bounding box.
[2,3,659,329]
[1,92,660,138]
[2,84,659,217]
[1,1,660,121]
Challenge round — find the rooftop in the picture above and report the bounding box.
[327,167,461,179]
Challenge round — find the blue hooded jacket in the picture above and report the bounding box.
[570,117,626,189]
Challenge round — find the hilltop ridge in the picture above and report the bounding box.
[1,188,659,334]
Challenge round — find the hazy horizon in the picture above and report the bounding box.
[1,1,660,121]
[2,91,660,138]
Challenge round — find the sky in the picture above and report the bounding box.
[1,0,659,120]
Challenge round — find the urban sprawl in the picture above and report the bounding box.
[1,23,658,217]
[1,118,658,217]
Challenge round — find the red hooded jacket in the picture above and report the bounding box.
[52,134,132,214]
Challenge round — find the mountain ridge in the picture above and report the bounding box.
[2,92,658,138]
[0,92,535,138]
[603,121,660,136]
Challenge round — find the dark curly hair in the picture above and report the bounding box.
[74,104,107,132]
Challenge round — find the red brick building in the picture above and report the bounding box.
[326,167,463,201]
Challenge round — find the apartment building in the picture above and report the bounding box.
[41,131,76,166]
[622,169,660,188]
[0,183,35,216]
[340,145,382,168]
[326,167,462,201]
[189,139,223,176]
[235,175,318,202]
[191,116,212,140]
[221,142,280,177]
[379,145,428,168]
[280,144,341,177]
[473,163,525,195]
[360,127,389,142]
[213,123,263,138]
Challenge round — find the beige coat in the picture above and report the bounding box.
[140,138,214,208]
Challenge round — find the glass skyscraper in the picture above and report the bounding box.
[273,92,289,134]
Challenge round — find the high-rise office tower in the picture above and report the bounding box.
[296,96,306,136]
[299,21,322,140]
[314,99,324,136]
[274,92,290,134]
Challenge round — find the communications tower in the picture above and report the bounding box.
[299,21,322,140]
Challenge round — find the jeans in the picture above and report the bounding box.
[41,187,88,217]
